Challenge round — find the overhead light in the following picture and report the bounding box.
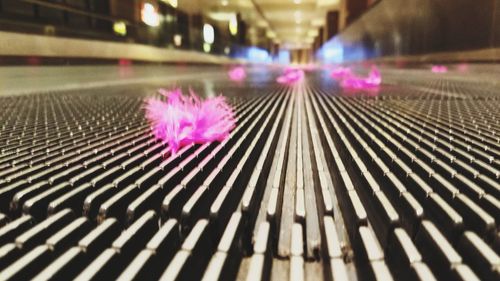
[307,29,319,37]
[173,34,182,46]
[257,20,268,28]
[266,30,276,38]
[311,19,325,27]
[221,0,229,6]
[163,0,177,8]
[294,10,302,25]
[208,12,236,21]
[294,0,301,3]
[141,1,160,27]
[165,14,175,22]
[203,23,215,44]
[113,21,127,36]
[229,15,238,35]
[317,0,340,7]
[203,43,211,53]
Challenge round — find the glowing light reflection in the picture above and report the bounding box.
[141,2,160,27]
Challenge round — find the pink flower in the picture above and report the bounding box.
[431,65,448,73]
[144,89,236,153]
[228,67,246,81]
[276,67,304,85]
[335,65,381,91]
[330,66,353,80]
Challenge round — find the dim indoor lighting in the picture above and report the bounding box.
[113,21,127,36]
[203,43,211,53]
[229,15,238,36]
[203,23,215,44]
[141,2,160,27]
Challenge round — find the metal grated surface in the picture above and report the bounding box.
[0,66,499,281]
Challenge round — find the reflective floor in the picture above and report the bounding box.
[0,64,499,281]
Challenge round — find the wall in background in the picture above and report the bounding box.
[319,0,499,62]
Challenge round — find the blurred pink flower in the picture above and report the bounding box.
[330,66,353,80]
[276,67,304,85]
[431,65,448,73]
[228,66,246,81]
[144,89,236,153]
[336,65,381,91]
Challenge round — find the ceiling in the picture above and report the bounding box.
[176,0,342,49]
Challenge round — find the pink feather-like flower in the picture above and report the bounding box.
[330,66,353,80]
[228,66,246,81]
[144,89,236,153]
[276,67,304,85]
[431,65,448,73]
[337,65,381,91]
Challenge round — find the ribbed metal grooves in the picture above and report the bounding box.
[0,71,499,281]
